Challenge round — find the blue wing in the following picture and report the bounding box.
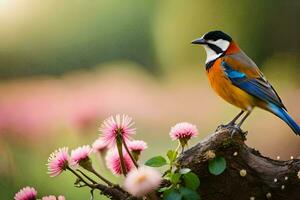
[221,58,300,135]
[221,60,285,109]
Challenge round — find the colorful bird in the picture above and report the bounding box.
[191,30,300,135]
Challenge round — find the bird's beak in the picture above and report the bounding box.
[191,38,207,45]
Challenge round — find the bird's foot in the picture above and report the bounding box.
[216,123,247,140]
[229,126,242,137]
[228,125,247,140]
[216,123,235,131]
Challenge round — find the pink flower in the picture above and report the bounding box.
[41,196,65,200]
[100,114,136,147]
[92,137,108,153]
[70,145,92,166]
[169,122,198,141]
[106,149,134,175]
[128,140,148,152]
[47,147,69,177]
[124,166,162,197]
[127,140,147,161]
[14,186,37,200]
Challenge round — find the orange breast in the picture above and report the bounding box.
[207,58,255,110]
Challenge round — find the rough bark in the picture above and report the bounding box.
[178,127,300,200]
[96,184,137,200]
[98,127,300,200]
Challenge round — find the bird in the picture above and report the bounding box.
[191,30,300,135]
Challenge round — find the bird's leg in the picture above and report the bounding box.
[236,109,252,128]
[217,110,244,130]
[230,109,252,137]
[227,110,245,126]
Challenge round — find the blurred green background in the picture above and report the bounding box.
[0,0,299,199]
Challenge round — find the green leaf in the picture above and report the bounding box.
[183,172,200,190]
[167,150,178,163]
[208,156,227,175]
[158,185,173,193]
[162,186,176,199]
[170,172,181,184]
[179,168,191,174]
[165,190,182,200]
[145,156,167,167]
[180,187,200,200]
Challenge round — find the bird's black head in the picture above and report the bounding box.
[191,30,233,64]
[203,30,232,42]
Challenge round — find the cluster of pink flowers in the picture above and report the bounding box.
[44,114,148,179]
[15,114,199,199]
[47,145,93,177]
[14,186,65,200]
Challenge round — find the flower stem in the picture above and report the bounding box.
[175,142,181,153]
[78,159,114,186]
[123,140,139,168]
[89,168,115,186]
[116,135,127,176]
[67,167,126,200]
[77,169,97,184]
[67,166,94,188]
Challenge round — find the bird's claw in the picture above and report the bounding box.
[229,126,242,138]
[216,124,247,140]
[216,123,235,131]
[228,126,247,140]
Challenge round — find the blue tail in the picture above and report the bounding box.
[268,103,300,135]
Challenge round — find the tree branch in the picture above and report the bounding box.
[95,184,138,200]
[178,127,300,200]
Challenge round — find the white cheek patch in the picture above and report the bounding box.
[203,39,230,63]
[209,39,230,51]
[203,45,222,63]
